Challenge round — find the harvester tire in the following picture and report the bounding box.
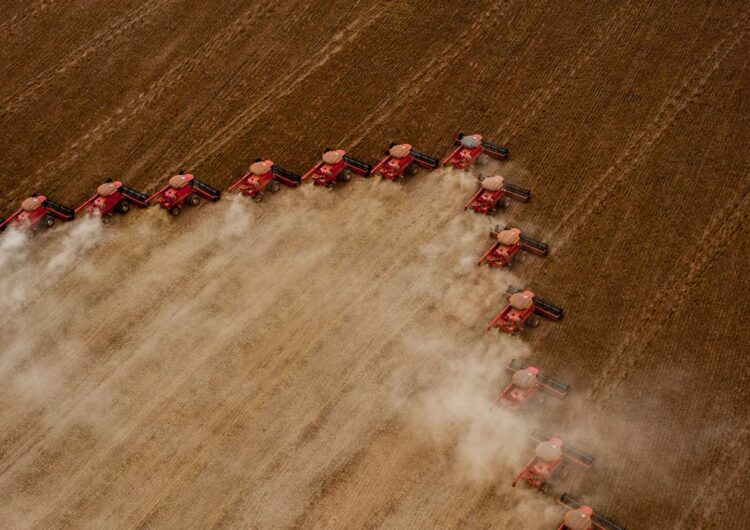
[253,195,263,203]
[516,251,528,263]
[187,195,200,206]
[169,206,181,216]
[477,154,489,166]
[501,196,512,209]
[117,201,130,214]
[339,170,352,182]
[268,180,281,193]
[406,164,418,176]
[529,315,541,328]
[43,215,55,228]
[101,215,111,224]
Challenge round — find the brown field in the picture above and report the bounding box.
[1,1,749,528]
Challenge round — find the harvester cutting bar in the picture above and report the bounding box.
[534,297,564,321]
[502,182,531,202]
[411,150,440,169]
[44,199,76,220]
[519,233,548,256]
[271,165,301,187]
[481,139,509,159]
[506,359,570,397]
[120,185,150,206]
[343,155,373,176]
[538,373,570,396]
[558,494,626,530]
[532,431,594,467]
[506,285,564,321]
[192,178,221,200]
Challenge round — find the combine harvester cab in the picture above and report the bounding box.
[494,358,569,408]
[0,195,75,232]
[76,180,149,223]
[478,225,548,268]
[487,285,563,334]
[557,494,626,530]
[229,159,301,201]
[371,142,440,181]
[465,174,530,214]
[443,132,509,169]
[148,171,221,216]
[512,432,593,492]
[302,149,373,189]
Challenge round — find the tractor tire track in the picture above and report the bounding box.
[0,0,167,114]
[550,10,749,248]
[20,0,271,192]
[341,1,514,149]
[183,3,386,173]
[589,184,750,400]
[493,0,637,143]
[0,0,57,37]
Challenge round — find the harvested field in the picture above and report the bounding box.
[1,1,748,529]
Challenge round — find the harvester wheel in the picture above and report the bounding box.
[405,164,418,176]
[339,170,352,182]
[477,154,489,166]
[169,206,181,216]
[101,215,111,224]
[117,201,130,214]
[268,180,281,193]
[43,215,55,228]
[500,196,512,209]
[516,251,528,263]
[326,183,334,191]
[529,315,541,328]
[253,195,263,203]
[187,194,200,206]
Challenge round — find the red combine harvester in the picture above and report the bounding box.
[512,432,593,492]
[371,143,440,180]
[302,149,373,188]
[464,174,530,214]
[228,159,301,201]
[443,132,509,169]
[76,180,149,223]
[0,195,75,232]
[147,171,221,216]
[494,358,569,408]
[557,494,625,530]
[478,225,548,268]
[488,286,563,334]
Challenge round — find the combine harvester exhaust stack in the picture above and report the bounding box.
[148,171,221,216]
[372,142,440,180]
[444,132,509,169]
[76,180,149,223]
[302,149,373,188]
[0,195,75,232]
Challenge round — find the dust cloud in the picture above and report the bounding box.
[1,168,561,528]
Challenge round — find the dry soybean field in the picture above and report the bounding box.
[0,1,749,528]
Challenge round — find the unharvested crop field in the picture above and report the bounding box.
[1,1,748,528]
